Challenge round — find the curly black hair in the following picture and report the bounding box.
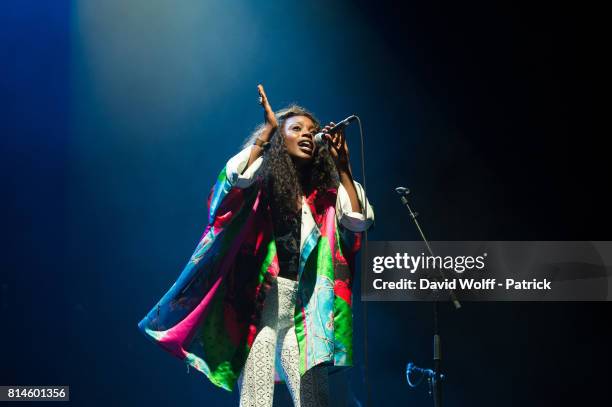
[244,105,339,221]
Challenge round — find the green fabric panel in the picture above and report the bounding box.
[259,240,277,284]
[333,294,353,365]
[198,282,240,388]
[316,236,335,280]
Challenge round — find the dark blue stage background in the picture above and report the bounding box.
[1,0,607,406]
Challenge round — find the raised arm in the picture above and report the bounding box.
[322,122,362,213]
[244,84,278,171]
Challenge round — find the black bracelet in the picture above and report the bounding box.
[253,137,270,150]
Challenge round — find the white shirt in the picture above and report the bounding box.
[225,147,374,245]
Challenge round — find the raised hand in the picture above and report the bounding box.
[258,84,277,131]
[246,84,276,168]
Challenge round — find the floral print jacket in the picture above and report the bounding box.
[138,147,374,391]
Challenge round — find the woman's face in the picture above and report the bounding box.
[283,115,317,166]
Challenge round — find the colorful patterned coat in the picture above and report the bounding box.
[138,147,374,391]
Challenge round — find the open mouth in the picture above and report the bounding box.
[298,139,314,154]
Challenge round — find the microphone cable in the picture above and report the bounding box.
[355,116,371,407]
[320,114,371,406]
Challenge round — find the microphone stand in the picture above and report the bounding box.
[396,187,461,407]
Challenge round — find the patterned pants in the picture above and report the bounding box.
[238,276,329,407]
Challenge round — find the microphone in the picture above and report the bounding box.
[313,115,358,146]
[395,187,410,196]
